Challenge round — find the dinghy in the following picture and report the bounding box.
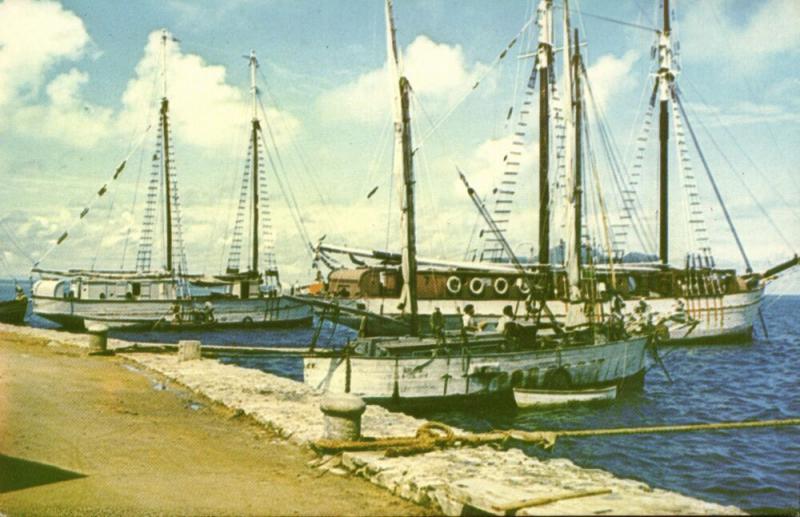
[513,385,617,408]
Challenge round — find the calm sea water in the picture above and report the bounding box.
[3,278,798,513]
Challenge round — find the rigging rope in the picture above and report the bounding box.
[583,110,616,282]
[674,90,753,274]
[312,418,800,456]
[214,99,250,274]
[580,62,657,257]
[121,67,160,271]
[34,125,154,269]
[258,67,338,235]
[556,6,659,34]
[257,95,315,258]
[414,12,539,153]
[0,220,35,265]
[680,80,798,254]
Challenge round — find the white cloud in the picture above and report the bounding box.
[318,35,488,124]
[452,135,536,195]
[12,69,115,148]
[118,31,300,150]
[679,0,800,69]
[585,50,640,112]
[0,1,111,147]
[0,0,90,108]
[684,100,800,127]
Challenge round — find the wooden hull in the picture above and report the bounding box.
[32,295,313,331]
[513,385,617,407]
[303,336,647,405]
[0,299,27,325]
[330,288,763,344]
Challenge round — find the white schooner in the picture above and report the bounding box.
[31,32,312,331]
[310,0,797,343]
[302,0,668,407]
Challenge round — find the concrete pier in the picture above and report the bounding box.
[178,340,202,362]
[0,323,743,515]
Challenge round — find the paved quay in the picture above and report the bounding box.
[0,323,744,515]
[0,326,424,516]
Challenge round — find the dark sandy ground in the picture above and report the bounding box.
[0,331,429,515]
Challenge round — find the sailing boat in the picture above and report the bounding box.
[303,0,655,406]
[311,0,798,343]
[31,32,313,331]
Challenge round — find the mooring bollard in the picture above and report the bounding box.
[320,393,366,441]
[85,323,109,354]
[178,340,202,362]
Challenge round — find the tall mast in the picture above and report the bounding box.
[657,0,674,265]
[537,0,553,265]
[160,29,174,272]
[573,28,583,273]
[386,0,418,335]
[561,0,580,302]
[249,50,260,274]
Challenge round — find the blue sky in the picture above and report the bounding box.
[0,0,798,293]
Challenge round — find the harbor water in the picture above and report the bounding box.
[4,279,798,513]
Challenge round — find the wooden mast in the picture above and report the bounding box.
[561,0,582,313]
[658,0,673,265]
[249,50,260,275]
[573,28,583,273]
[537,0,553,266]
[160,29,174,273]
[386,0,418,335]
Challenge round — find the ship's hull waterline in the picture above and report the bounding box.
[326,288,763,343]
[32,296,313,331]
[303,336,648,405]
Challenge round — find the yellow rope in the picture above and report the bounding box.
[312,418,800,457]
[554,418,800,438]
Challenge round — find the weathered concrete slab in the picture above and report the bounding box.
[0,323,743,515]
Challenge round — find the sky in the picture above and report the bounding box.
[0,0,798,293]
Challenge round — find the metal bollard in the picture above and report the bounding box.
[85,323,109,354]
[320,393,366,441]
[178,340,202,362]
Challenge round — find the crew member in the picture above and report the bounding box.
[203,301,215,323]
[430,307,445,339]
[461,304,486,332]
[496,305,515,335]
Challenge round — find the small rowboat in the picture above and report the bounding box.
[513,385,617,408]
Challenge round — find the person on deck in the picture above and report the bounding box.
[203,301,215,323]
[14,286,27,302]
[430,307,445,342]
[461,304,486,332]
[170,303,182,324]
[632,298,654,333]
[496,305,515,335]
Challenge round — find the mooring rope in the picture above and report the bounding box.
[312,418,800,457]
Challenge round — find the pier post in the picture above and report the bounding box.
[320,393,366,441]
[178,340,202,361]
[86,323,109,354]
